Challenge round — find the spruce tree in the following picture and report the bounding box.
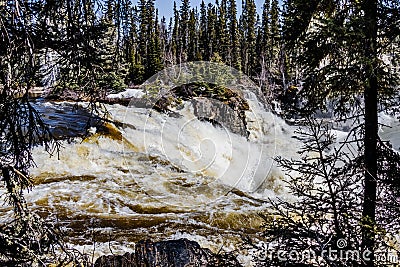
[261,0,270,60]
[188,9,199,61]
[216,0,229,61]
[121,1,132,64]
[172,1,180,63]
[127,5,145,85]
[179,0,191,62]
[227,0,241,70]
[105,0,114,22]
[361,1,379,264]
[241,0,257,76]
[238,0,246,70]
[166,17,175,65]
[257,0,271,92]
[137,0,148,80]
[277,1,400,266]
[160,16,168,66]
[198,0,208,60]
[255,19,263,78]
[150,9,163,74]
[207,3,218,61]
[0,0,128,263]
[143,0,162,78]
[269,0,280,68]
[97,0,128,92]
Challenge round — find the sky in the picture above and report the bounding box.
[132,0,267,20]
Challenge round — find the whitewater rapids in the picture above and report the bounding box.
[0,89,294,263]
[0,90,398,265]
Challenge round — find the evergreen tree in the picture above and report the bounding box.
[227,0,241,70]
[172,1,180,63]
[256,0,271,92]
[144,0,162,78]
[269,0,280,67]
[278,1,400,266]
[179,0,191,62]
[261,0,270,59]
[187,9,199,61]
[160,16,168,66]
[257,0,282,96]
[135,0,163,80]
[121,1,132,63]
[198,0,208,60]
[256,117,366,266]
[105,0,114,22]
[127,6,144,84]
[83,0,97,27]
[97,13,123,91]
[207,3,218,61]
[0,0,128,263]
[149,9,163,74]
[99,0,128,90]
[255,19,263,77]
[216,0,229,61]
[165,17,175,65]
[241,0,257,76]
[137,0,148,76]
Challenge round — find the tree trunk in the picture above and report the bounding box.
[361,0,378,266]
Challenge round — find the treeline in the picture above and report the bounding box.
[106,0,282,83]
[36,0,287,95]
[118,0,282,87]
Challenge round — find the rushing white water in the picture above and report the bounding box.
[27,94,297,203]
[2,89,398,265]
[0,88,295,264]
[379,111,400,152]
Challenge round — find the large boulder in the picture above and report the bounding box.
[154,83,250,138]
[191,97,248,137]
[94,238,241,267]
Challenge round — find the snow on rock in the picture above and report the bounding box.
[107,89,145,99]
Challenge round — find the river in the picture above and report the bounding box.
[0,91,398,266]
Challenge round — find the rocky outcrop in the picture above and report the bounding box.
[100,97,150,107]
[94,238,241,267]
[154,83,250,137]
[44,87,84,101]
[44,86,152,108]
[192,97,248,137]
[43,83,250,138]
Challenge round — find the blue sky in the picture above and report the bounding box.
[132,0,267,20]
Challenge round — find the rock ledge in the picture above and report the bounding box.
[94,238,241,267]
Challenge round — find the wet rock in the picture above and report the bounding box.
[44,87,84,101]
[44,82,250,137]
[153,83,250,137]
[192,97,248,137]
[94,238,241,267]
[101,97,151,107]
[94,252,136,267]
